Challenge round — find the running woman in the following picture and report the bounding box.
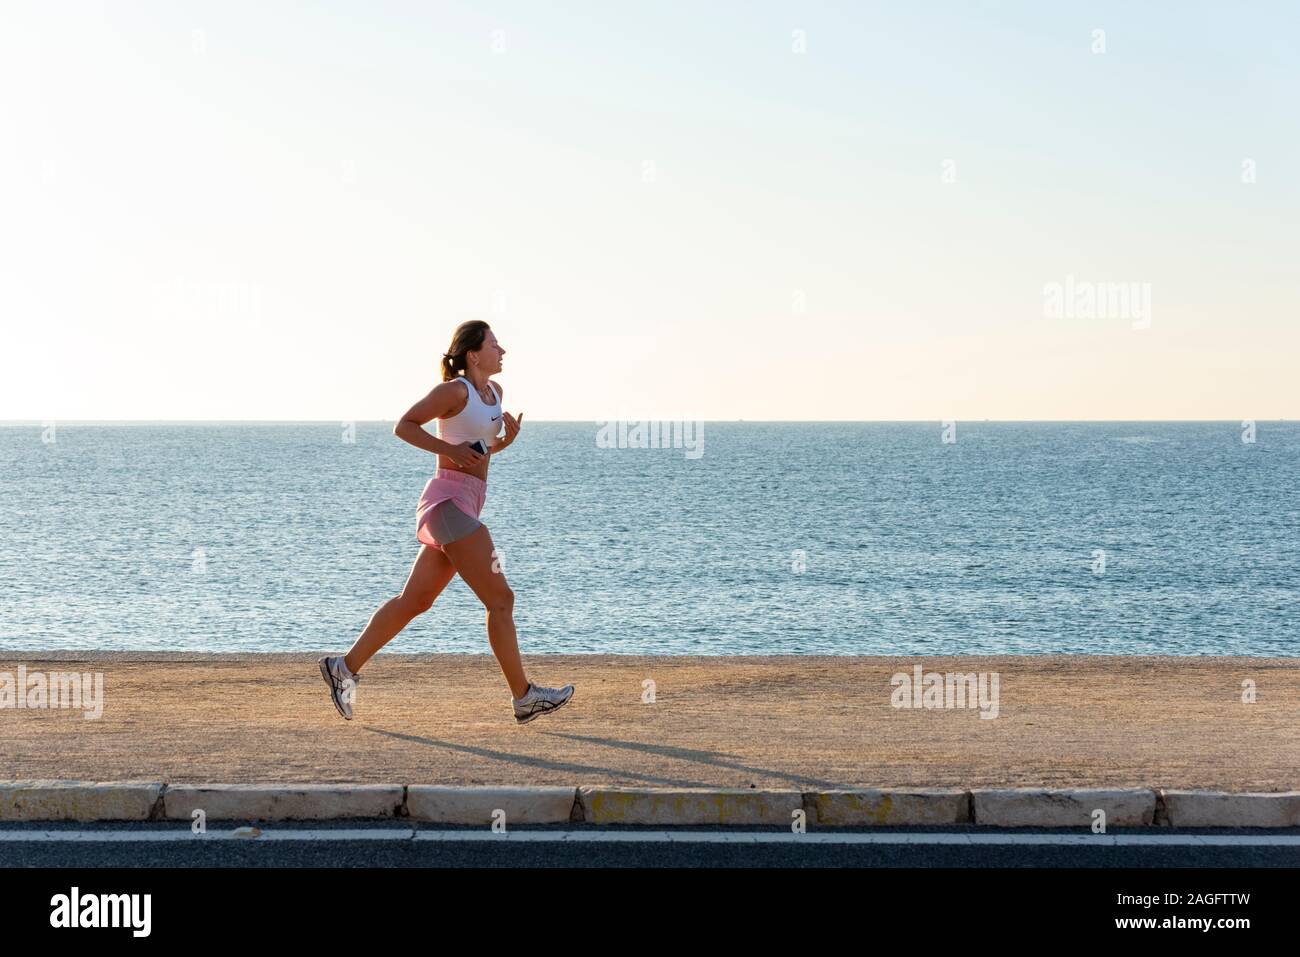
[319,321,574,724]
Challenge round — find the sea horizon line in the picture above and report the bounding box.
[1,418,1293,427]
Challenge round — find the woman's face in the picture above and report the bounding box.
[470,328,505,375]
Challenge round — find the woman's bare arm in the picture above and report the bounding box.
[392,381,466,457]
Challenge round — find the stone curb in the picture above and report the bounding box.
[0,781,162,821]
[578,787,804,826]
[161,784,404,821]
[0,782,1296,827]
[807,789,970,826]
[1161,789,1300,828]
[971,788,1157,827]
[407,786,577,824]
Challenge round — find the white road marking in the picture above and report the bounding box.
[0,829,1297,845]
[0,829,414,842]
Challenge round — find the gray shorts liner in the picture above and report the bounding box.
[426,499,482,546]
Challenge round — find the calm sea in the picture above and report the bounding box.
[1,422,1296,656]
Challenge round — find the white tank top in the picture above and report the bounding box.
[437,376,503,447]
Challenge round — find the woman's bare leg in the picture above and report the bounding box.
[442,523,530,699]
[343,544,456,675]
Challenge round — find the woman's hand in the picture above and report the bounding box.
[493,411,523,451]
[443,441,487,468]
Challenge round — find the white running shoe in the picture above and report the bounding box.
[319,656,360,720]
[512,682,574,724]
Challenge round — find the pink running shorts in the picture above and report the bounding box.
[415,468,487,550]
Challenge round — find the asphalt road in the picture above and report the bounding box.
[2,821,1297,867]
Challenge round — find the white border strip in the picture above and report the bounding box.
[0,829,1297,846]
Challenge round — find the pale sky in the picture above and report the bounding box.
[2,1,1297,421]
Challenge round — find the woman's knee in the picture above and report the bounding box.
[483,586,514,615]
[397,590,437,615]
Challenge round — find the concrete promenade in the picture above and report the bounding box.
[1,653,1296,825]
